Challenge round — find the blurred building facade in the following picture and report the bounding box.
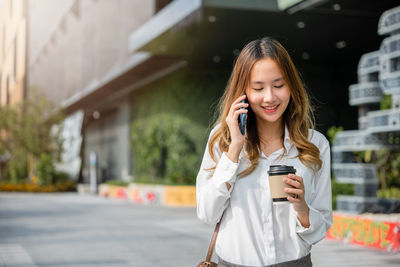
[1,0,400,184]
[0,0,27,106]
[332,5,400,213]
[27,0,156,182]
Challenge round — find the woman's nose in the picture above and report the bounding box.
[263,87,275,102]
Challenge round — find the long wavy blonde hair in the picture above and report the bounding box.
[207,37,322,178]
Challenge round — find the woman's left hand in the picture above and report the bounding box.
[284,173,310,227]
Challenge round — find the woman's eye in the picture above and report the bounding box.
[253,88,263,91]
[274,84,284,88]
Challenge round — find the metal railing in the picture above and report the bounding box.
[348,82,382,106]
[367,109,400,133]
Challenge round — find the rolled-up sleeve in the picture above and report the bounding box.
[196,125,239,225]
[296,137,333,245]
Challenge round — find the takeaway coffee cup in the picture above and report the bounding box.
[268,165,296,202]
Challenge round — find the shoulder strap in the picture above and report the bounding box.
[205,212,224,262]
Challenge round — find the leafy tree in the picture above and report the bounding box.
[0,91,65,184]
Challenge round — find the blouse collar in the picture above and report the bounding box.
[283,124,292,152]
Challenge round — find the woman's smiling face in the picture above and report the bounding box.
[245,57,291,126]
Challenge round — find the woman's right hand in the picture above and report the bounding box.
[225,94,248,161]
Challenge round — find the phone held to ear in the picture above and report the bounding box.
[239,98,247,135]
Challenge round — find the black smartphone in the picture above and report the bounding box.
[239,98,248,135]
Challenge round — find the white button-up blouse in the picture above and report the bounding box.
[196,123,332,266]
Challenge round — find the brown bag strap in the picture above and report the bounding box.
[205,212,224,262]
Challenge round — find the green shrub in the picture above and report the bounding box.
[131,113,205,185]
[327,125,343,143]
[331,179,355,210]
[378,187,400,199]
[36,153,55,185]
[7,151,28,184]
[104,180,129,187]
[380,94,392,110]
[53,171,72,183]
[0,180,76,192]
[35,154,74,186]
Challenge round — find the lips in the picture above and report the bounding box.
[262,104,280,113]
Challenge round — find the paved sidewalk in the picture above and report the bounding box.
[312,239,400,267]
[0,193,399,266]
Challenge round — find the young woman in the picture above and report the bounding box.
[196,37,332,267]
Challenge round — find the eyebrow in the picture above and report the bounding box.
[251,77,284,85]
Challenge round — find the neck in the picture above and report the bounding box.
[256,118,284,145]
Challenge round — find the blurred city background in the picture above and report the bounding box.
[0,0,400,266]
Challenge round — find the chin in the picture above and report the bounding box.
[258,116,281,124]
